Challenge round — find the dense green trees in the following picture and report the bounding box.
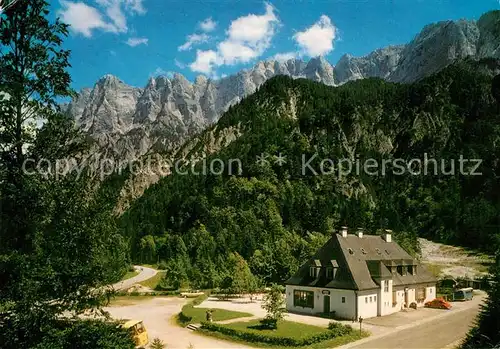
[461,253,500,349]
[120,58,500,290]
[0,1,131,347]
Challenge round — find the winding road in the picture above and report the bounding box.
[111,266,157,291]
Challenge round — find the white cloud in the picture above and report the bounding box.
[152,67,166,76]
[124,0,146,15]
[218,40,258,64]
[175,59,186,69]
[151,68,175,78]
[293,15,337,57]
[189,2,279,75]
[58,1,116,37]
[270,51,297,62]
[126,37,148,47]
[199,17,217,32]
[189,50,218,74]
[178,33,210,51]
[59,0,146,37]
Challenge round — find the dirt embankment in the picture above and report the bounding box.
[418,238,493,279]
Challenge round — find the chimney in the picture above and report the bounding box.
[340,226,348,238]
[357,228,363,239]
[384,229,392,243]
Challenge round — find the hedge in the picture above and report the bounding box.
[200,321,353,347]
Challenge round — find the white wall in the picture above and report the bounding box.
[356,290,378,319]
[379,280,393,316]
[285,283,437,320]
[285,285,356,319]
[425,286,436,304]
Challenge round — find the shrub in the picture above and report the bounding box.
[6,319,136,349]
[200,321,354,346]
[157,261,168,270]
[150,337,166,349]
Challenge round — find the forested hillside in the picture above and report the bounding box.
[119,58,500,289]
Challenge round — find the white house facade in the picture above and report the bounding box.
[285,228,437,320]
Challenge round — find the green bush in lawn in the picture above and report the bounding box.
[200,321,354,346]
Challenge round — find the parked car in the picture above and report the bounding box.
[425,297,452,309]
[452,287,473,301]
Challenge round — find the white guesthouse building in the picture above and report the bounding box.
[285,228,437,320]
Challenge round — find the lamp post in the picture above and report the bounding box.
[358,316,363,334]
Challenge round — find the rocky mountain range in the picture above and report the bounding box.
[67,11,500,163]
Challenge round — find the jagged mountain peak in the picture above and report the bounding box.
[97,74,124,85]
[67,11,500,162]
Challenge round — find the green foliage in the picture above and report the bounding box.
[200,320,353,347]
[150,337,166,349]
[0,319,135,349]
[461,252,500,349]
[120,58,500,289]
[225,252,258,295]
[261,284,286,328]
[158,261,168,270]
[0,1,129,347]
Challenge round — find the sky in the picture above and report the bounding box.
[49,0,500,91]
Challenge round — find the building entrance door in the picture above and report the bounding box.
[323,295,330,314]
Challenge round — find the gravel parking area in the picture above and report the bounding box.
[104,296,253,349]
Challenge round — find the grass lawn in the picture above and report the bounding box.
[121,270,139,281]
[199,320,370,349]
[177,293,253,326]
[181,306,253,325]
[224,320,326,339]
[139,271,166,289]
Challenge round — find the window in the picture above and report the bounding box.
[294,290,314,308]
[365,297,368,304]
[361,248,367,254]
[375,248,381,255]
[384,281,389,292]
[341,297,346,303]
[392,290,397,306]
[309,267,319,278]
[326,267,333,279]
[417,287,426,301]
[408,265,414,275]
[429,288,433,294]
[369,296,372,303]
[396,266,403,275]
[348,248,354,255]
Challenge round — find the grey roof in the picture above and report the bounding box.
[286,233,437,291]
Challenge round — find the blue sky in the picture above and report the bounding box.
[50,0,500,91]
